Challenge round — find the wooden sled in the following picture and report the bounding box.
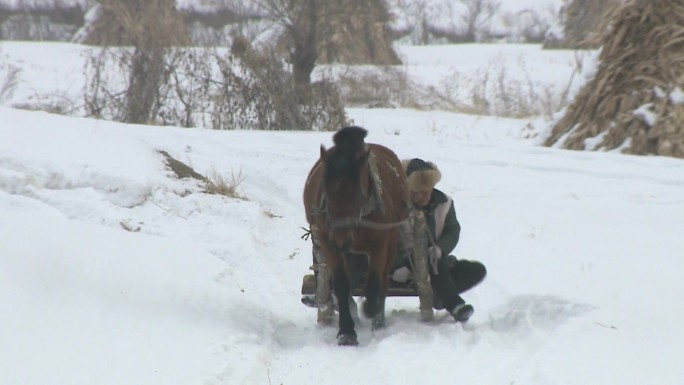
[301,209,435,322]
[300,270,420,297]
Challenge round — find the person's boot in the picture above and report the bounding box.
[300,294,338,311]
[450,303,474,323]
[301,294,318,308]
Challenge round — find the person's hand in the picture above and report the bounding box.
[392,266,411,282]
[428,246,442,274]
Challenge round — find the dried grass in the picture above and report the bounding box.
[332,57,571,119]
[159,150,247,199]
[0,60,20,104]
[203,170,247,200]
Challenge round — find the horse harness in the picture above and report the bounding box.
[312,148,410,232]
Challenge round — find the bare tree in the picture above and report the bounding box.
[256,0,399,91]
[82,0,189,124]
[257,0,318,89]
[390,0,500,44]
[460,0,499,42]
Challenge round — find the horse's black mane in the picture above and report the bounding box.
[333,126,367,148]
[325,126,368,181]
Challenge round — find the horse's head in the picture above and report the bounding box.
[320,126,371,252]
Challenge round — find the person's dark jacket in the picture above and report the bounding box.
[424,188,460,255]
[394,188,461,269]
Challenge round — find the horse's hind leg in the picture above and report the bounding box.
[368,237,397,330]
[363,271,387,330]
[333,265,358,346]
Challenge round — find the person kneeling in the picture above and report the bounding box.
[391,158,486,322]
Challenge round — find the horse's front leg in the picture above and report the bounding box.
[362,267,381,318]
[333,265,358,346]
[312,227,335,325]
[372,252,394,330]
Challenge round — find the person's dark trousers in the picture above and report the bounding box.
[449,259,486,294]
[429,257,486,311]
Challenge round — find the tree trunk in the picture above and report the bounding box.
[292,0,317,83]
[124,46,165,124]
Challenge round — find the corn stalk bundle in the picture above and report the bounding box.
[545,0,684,158]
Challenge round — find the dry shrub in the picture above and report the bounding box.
[159,150,247,199]
[85,46,220,126]
[544,0,684,158]
[0,51,20,104]
[79,0,190,124]
[333,66,418,108]
[203,170,247,200]
[456,59,571,118]
[158,48,216,128]
[12,92,79,115]
[0,0,87,41]
[84,47,157,122]
[436,61,533,117]
[84,41,347,131]
[332,58,570,119]
[211,39,348,131]
[84,47,128,121]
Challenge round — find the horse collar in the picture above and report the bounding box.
[315,149,386,228]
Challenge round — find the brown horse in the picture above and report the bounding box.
[303,126,411,346]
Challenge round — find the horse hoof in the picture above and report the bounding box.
[420,310,434,322]
[371,317,385,331]
[337,333,359,346]
[362,300,379,318]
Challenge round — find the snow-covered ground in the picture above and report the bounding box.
[2,38,684,384]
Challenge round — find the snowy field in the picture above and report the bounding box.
[0,41,593,118]
[2,39,684,385]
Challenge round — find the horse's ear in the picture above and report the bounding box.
[320,145,327,160]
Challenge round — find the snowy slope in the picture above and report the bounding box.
[2,101,684,384]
